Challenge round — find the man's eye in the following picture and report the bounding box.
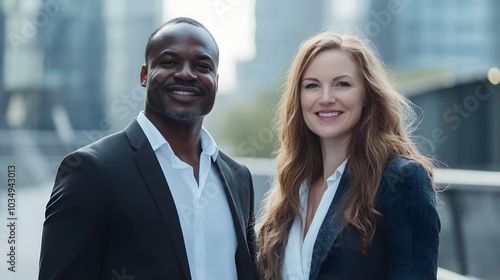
[161,60,176,66]
[197,63,213,71]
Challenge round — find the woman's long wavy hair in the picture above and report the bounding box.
[256,32,436,280]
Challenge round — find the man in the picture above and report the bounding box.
[39,17,257,280]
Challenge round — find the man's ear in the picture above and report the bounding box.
[140,64,147,87]
[215,73,219,94]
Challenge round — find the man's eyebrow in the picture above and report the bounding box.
[159,50,215,62]
[159,50,178,57]
[196,54,215,62]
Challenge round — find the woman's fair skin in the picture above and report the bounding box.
[300,49,365,236]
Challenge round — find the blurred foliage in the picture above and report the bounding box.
[219,90,280,158]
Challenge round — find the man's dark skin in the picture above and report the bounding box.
[140,22,219,183]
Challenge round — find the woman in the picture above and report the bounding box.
[256,32,441,280]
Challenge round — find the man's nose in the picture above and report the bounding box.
[174,63,197,81]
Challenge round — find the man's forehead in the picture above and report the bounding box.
[150,23,219,61]
[153,23,215,47]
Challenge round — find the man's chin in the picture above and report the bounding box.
[163,109,201,122]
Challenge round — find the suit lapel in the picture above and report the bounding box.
[124,121,191,280]
[213,158,256,279]
[212,158,246,242]
[309,173,351,280]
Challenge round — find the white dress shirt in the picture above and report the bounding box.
[282,159,348,280]
[137,112,237,280]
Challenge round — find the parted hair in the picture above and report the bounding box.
[256,32,436,280]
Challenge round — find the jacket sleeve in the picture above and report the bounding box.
[380,159,441,280]
[39,151,109,280]
[245,172,259,280]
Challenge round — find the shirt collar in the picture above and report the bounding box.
[326,158,348,184]
[299,157,349,197]
[136,111,219,161]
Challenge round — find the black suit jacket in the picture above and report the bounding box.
[39,120,258,280]
[310,157,440,280]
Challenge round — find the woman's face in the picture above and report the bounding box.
[300,49,365,146]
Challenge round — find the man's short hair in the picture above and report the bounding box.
[144,17,218,66]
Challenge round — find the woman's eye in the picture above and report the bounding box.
[304,83,318,89]
[337,81,351,87]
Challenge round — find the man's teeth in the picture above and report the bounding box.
[173,91,195,96]
[318,112,340,117]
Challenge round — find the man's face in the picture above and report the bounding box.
[141,23,219,123]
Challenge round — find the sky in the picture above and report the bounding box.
[163,0,256,93]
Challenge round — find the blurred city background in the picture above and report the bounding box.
[0,0,499,279]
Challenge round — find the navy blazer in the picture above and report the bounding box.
[310,157,440,280]
[39,120,258,280]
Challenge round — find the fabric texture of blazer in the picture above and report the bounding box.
[39,120,258,280]
[309,157,441,280]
